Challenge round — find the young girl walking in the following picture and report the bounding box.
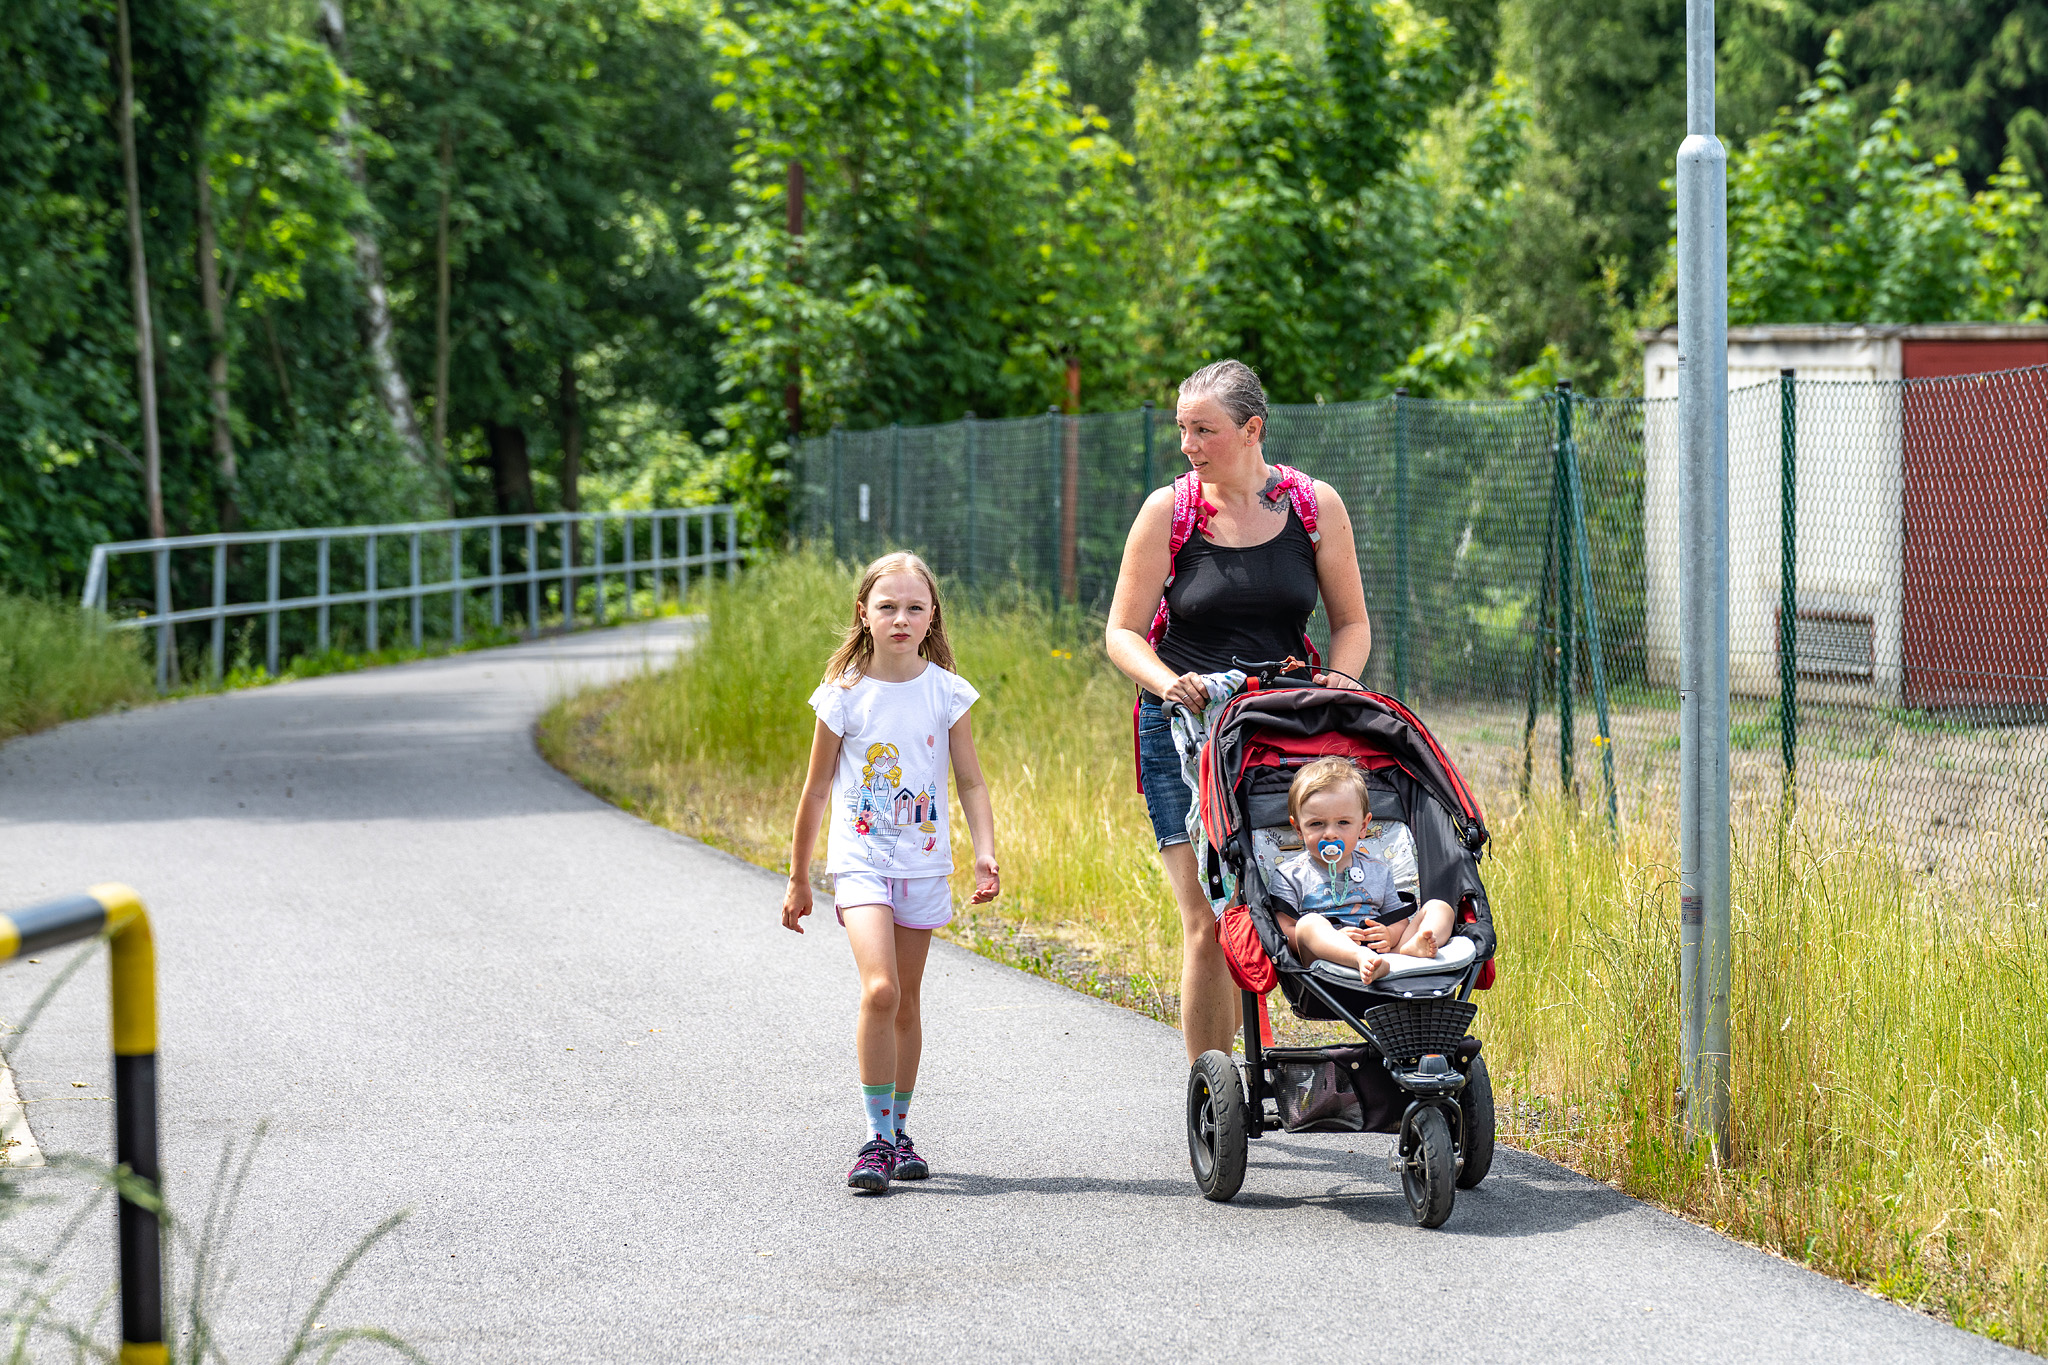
[782,552,1000,1193]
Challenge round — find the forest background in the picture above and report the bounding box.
[10,0,2048,596]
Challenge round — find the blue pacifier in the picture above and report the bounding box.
[1316,838,1345,865]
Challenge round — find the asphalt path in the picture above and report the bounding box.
[0,619,2023,1363]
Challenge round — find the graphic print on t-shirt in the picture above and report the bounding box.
[845,743,941,867]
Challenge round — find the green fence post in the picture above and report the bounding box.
[963,413,978,587]
[1521,415,1560,800]
[1049,406,1063,608]
[828,427,843,560]
[1563,392,1618,831]
[1141,400,1155,490]
[1779,368,1798,803]
[1394,387,1411,700]
[1555,383,1575,799]
[890,422,903,544]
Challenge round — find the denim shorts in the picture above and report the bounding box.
[1137,698,1193,849]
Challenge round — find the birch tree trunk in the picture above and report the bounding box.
[195,130,238,529]
[316,0,429,468]
[115,0,165,540]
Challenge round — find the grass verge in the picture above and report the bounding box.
[540,550,2048,1350]
[0,593,152,742]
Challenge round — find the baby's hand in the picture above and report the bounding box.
[1343,927,1371,945]
[970,855,1001,904]
[1358,920,1400,952]
[781,877,813,933]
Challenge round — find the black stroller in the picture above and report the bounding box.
[1177,663,1497,1227]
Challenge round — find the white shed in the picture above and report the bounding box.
[1638,323,2048,709]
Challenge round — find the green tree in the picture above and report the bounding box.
[1134,0,1528,400]
[1724,34,2041,324]
[695,0,1144,519]
[348,0,728,516]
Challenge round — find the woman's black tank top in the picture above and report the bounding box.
[1153,506,1319,686]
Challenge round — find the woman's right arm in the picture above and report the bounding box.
[782,719,843,933]
[1105,487,1211,710]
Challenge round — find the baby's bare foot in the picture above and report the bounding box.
[1408,929,1439,960]
[1361,954,1389,982]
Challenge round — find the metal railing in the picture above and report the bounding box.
[79,507,743,689]
[1,885,162,1364]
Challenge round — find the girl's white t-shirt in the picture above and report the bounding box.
[809,663,980,877]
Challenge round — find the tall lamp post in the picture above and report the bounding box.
[1677,0,1732,1155]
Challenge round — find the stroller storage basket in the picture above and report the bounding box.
[1361,1000,1478,1063]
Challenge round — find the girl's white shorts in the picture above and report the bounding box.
[833,873,954,931]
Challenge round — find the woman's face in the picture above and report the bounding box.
[1176,393,1262,476]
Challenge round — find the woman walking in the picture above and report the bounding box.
[1104,360,1372,1061]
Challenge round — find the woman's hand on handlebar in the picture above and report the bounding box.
[1161,672,1211,711]
[1312,669,1362,691]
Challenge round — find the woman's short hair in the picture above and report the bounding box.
[1178,359,1268,429]
[1288,756,1371,824]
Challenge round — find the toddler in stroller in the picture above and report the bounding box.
[1269,756,1457,984]
[1172,661,1498,1227]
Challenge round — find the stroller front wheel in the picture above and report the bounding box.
[1400,1105,1457,1228]
[1186,1050,1248,1202]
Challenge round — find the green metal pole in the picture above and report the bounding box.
[1522,418,1561,800]
[1779,368,1798,801]
[1141,400,1155,489]
[1048,407,1063,608]
[964,413,978,587]
[890,422,903,545]
[829,427,842,561]
[1563,393,1618,830]
[1394,387,1411,699]
[1556,384,1575,799]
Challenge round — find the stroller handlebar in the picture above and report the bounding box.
[1230,656,1366,692]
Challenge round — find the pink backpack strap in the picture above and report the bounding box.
[1145,472,1215,648]
[1271,464,1320,543]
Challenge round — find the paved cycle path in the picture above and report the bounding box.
[0,620,2020,1362]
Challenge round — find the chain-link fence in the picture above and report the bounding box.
[796,377,2048,867]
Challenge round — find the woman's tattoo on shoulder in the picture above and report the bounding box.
[1258,472,1286,511]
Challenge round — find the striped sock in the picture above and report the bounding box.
[861,1082,894,1141]
[893,1089,914,1138]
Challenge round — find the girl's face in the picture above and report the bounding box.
[1176,393,1263,478]
[1293,786,1368,860]
[860,571,934,660]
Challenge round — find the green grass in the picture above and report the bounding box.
[0,593,152,742]
[541,550,2048,1350]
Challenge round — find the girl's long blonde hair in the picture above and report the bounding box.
[821,551,956,685]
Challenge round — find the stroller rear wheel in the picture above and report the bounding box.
[1400,1105,1457,1228]
[1456,1051,1495,1189]
[1186,1050,1248,1202]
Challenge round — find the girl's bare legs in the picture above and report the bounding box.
[843,905,903,1084]
[1160,841,1236,1062]
[1292,913,1389,982]
[891,922,934,1093]
[1391,898,1457,959]
[843,906,935,1088]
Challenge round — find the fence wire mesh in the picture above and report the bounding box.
[798,376,2048,867]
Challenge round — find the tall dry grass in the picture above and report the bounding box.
[542,551,2048,1348]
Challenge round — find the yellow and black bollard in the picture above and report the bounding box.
[0,884,162,1365]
